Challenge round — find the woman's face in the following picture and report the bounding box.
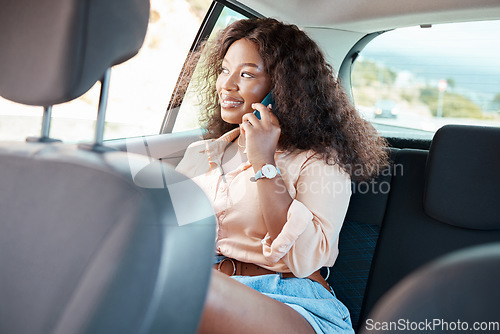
[216,38,272,124]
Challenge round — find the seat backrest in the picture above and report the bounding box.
[0,148,216,334]
[0,1,216,333]
[329,148,399,329]
[359,125,500,330]
[360,242,500,334]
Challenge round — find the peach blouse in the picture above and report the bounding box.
[175,128,351,278]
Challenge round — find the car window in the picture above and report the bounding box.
[170,6,249,133]
[351,20,500,140]
[0,0,211,142]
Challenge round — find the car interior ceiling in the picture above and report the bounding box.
[237,0,500,33]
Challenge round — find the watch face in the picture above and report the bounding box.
[262,164,277,178]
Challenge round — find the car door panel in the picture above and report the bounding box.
[106,129,203,167]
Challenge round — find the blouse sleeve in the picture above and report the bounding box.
[261,156,351,277]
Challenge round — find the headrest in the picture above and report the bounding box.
[362,242,500,333]
[0,0,150,106]
[424,125,500,230]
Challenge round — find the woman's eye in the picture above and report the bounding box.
[221,67,229,74]
[241,72,253,78]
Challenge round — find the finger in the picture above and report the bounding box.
[241,112,261,128]
[252,103,271,124]
[253,103,279,128]
[240,117,252,131]
[239,119,254,135]
[266,104,280,126]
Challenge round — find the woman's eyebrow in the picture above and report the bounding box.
[240,62,260,68]
[222,59,261,69]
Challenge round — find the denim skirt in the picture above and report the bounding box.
[231,274,354,334]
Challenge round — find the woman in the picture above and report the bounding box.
[176,18,388,334]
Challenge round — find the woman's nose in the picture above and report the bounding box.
[220,72,238,91]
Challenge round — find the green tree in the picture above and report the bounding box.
[419,86,483,118]
[352,59,398,106]
[352,59,397,86]
[493,93,500,104]
[352,60,379,87]
[492,93,500,110]
[446,78,456,89]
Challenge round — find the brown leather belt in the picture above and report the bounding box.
[214,257,331,293]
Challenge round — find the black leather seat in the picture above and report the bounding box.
[330,148,400,329]
[358,124,500,330]
[360,242,500,334]
[0,1,215,333]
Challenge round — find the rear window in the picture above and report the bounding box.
[351,20,500,139]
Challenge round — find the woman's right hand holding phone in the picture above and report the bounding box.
[240,103,280,173]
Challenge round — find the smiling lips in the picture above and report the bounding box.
[220,94,244,109]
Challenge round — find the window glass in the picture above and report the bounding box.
[171,6,248,133]
[352,20,500,139]
[0,0,211,142]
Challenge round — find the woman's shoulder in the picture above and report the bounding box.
[183,127,237,156]
[176,128,239,176]
[175,138,217,175]
[180,139,212,161]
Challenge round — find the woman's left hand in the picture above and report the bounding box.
[240,103,281,172]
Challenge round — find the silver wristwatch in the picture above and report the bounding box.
[254,164,281,181]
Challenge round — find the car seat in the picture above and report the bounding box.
[0,0,216,333]
[358,124,500,329]
[360,242,500,334]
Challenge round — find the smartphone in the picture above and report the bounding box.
[253,91,275,120]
